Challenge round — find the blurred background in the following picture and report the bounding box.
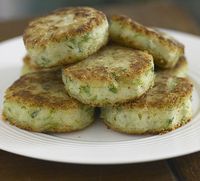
[0,0,199,41]
[0,0,200,22]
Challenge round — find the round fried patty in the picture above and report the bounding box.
[109,15,184,69]
[101,74,193,134]
[62,45,154,106]
[23,7,109,68]
[3,70,95,132]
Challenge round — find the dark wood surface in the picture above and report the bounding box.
[0,1,199,180]
[0,151,174,181]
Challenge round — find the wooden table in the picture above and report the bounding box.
[0,1,200,180]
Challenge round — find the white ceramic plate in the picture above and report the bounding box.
[0,29,200,164]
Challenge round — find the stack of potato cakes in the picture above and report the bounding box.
[3,7,193,134]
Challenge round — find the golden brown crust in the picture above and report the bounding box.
[116,75,193,109]
[156,56,188,76]
[63,45,153,83]
[103,117,192,135]
[23,54,41,70]
[24,7,107,48]
[111,15,184,51]
[5,70,83,110]
[2,114,92,133]
[110,15,184,68]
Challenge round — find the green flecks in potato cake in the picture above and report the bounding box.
[109,15,184,69]
[3,70,95,132]
[62,45,154,106]
[23,7,109,68]
[101,74,193,134]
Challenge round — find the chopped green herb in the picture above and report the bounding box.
[45,122,59,130]
[111,72,118,79]
[91,95,97,101]
[80,85,90,95]
[77,34,90,53]
[67,45,74,49]
[68,77,73,82]
[133,33,140,38]
[116,107,122,111]
[82,34,90,42]
[50,109,56,114]
[39,56,50,66]
[167,117,174,125]
[120,68,127,72]
[108,84,118,93]
[134,79,143,85]
[138,113,142,120]
[69,38,76,44]
[31,110,40,118]
[85,107,93,113]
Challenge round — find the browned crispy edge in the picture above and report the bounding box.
[63,46,154,82]
[102,117,192,135]
[2,113,94,133]
[4,71,83,110]
[110,15,184,68]
[24,7,107,48]
[119,78,193,109]
[111,15,184,52]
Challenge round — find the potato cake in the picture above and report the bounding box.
[109,15,184,68]
[3,70,95,132]
[23,7,109,68]
[101,74,193,134]
[62,45,154,106]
